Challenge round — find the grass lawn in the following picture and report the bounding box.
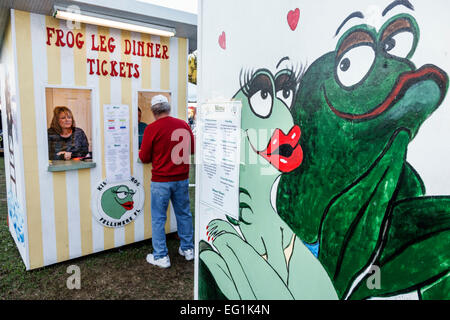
[0,156,195,299]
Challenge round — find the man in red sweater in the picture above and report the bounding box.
[139,95,195,268]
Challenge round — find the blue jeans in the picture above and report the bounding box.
[150,179,194,259]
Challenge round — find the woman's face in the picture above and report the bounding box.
[58,112,72,129]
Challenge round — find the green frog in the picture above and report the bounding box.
[199,65,338,299]
[276,9,450,299]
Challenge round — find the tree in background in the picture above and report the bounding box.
[188,51,197,84]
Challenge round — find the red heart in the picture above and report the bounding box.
[218,31,226,50]
[287,8,300,31]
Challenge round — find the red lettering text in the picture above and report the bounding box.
[101,60,108,75]
[87,58,96,75]
[119,62,126,77]
[155,43,161,58]
[110,60,119,77]
[66,31,74,48]
[75,33,84,49]
[147,42,154,57]
[108,37,116,52]
[56,29,66,47]
[162,45,169,59]
[99,35,107,51]
[91,34,99,51]
[133,64,140,78]
[46,27,55,46]
[124,39,131,54]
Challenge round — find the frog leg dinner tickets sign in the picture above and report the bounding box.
[198,102,242,221]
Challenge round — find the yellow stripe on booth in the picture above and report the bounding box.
[141,33,152,90]
[160,37,170,91]
[15,10,44,269]
[177,38,187,121]
[78,169,93,255]
[177,40,189,238]
[46,16,61,85]
[52,172,69,262]
[141,33,152,240]
[74,24,87,87]
[121,29,135,245]
[97,26,115,250]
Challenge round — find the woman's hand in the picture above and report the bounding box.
[57,151,72,160]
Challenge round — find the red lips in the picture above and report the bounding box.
[120,201,134,211]
[256,125,303,173]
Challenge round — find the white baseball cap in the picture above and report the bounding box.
[151,94,169,107]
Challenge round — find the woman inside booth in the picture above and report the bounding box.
[48,106,89,161]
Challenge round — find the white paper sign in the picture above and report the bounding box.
[198,101,241,220]
[104,104,131,183]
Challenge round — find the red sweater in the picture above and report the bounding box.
[139,116,194,182]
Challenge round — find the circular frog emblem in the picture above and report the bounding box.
[93,177,144,228]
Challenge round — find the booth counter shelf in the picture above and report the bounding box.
[48,159,96,172]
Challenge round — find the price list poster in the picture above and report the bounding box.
[104,104,131,183]
[196,102,242,231]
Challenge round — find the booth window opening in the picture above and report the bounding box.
[137,90,172,154]
[45,87,95,172]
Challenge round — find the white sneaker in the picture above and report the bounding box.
[146,253,171,268]
[178,247,194,261]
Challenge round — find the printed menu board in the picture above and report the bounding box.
[198,101,241,220]
[104,104,131,183]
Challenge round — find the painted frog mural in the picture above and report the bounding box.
[276,1,450,299]
[199,62,338,299]
[198,0,449,300]
[100,185,135,219]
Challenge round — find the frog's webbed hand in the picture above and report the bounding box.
[319,130,409,299]
[207,219,241,239]
[207,219,294,300]
[224,187,253,227]
[348,197,450,300]
[199,240,240,300]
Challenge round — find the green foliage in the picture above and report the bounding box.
[188,51,197,85]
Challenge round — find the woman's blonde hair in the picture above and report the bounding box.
[50,106,76,134]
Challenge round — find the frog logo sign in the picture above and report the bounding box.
[93,177,144,228]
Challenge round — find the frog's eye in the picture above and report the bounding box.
[276,89,293,109]
[250,89,273,118]
[247,73,274,118]
[380,17,416,59]
[335,30,376,89]
[116,192,127,200]
[114,186,132,199]
[382,31,414,58]
[275,72,296,109]
[336,45,375,88]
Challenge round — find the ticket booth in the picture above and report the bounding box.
[1,8,189,270]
